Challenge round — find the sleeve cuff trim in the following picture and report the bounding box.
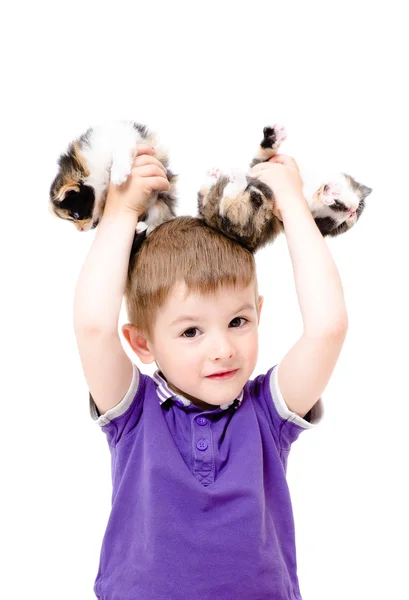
[90,363,140,427]
[269,364,322,429]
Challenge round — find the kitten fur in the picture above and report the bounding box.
[197,125,373,253]
[49,120,178,254]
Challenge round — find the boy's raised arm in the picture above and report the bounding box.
[74,208,139,416]
[73,146,169,415]
[274,192,348,419]
[251,154,348,419]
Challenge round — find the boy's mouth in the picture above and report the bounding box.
[206,369,238,380]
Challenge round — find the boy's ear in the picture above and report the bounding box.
[122,323,156,364]
[258,295,264,323]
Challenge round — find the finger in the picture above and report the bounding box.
[268,154,298,168]
[135,143,156,156]
[150,176,170,192]
[250,161,269,171]
[250,162,271,176]
[268,153,288,163]
[133,155,167,174]
[132,164,168,179]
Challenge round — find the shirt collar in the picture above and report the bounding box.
[152,369,244,411]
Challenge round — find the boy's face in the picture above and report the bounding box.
[124,280,263,410]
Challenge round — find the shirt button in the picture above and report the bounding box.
[196,439,208,451]
[196,416,208,426]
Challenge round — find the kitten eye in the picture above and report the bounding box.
[72,212,80,220]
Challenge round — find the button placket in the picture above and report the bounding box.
[192,413,214,485]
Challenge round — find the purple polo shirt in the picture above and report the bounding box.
[90,364,323,599]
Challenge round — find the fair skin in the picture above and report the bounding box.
[123,281,264,410]
[74,144,347,419]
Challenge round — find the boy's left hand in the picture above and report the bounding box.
[249,154,305,221]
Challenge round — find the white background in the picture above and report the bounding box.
[1,1,408,598]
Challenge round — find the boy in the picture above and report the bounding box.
[74,144,348,599]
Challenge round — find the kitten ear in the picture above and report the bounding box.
[361,184,373,198]
[61,184,81,198]
[54,183,81,203]
[342,173,373,200]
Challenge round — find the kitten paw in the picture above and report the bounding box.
[262,124,287,149]
[205,167,248,186]
[199,168,225,198]
[136,221,148,234]
[222,169,248,197]
[110,163,132,185]
[207,167,223,180]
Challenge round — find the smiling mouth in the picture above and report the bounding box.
[206,369,238,379]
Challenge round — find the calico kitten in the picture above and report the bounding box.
[197,125,372,252]
[49,120,178,253]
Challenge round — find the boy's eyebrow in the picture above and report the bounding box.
[169,303,256,327]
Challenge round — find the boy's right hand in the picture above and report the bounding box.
[105,144,170,216]
[249,154,305,221]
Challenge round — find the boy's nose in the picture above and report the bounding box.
[209,337,234,360]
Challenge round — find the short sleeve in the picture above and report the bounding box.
[249,363,324,449]
[89,363,146,446]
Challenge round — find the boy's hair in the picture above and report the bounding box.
[125,216,259,341]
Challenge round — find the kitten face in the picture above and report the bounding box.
[49,140,101,231]
[310,173,372,236]
[50,177,98,231]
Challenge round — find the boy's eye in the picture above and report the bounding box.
[230,317,246,328]
[181,317,248,339]
[182,327,199,339]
